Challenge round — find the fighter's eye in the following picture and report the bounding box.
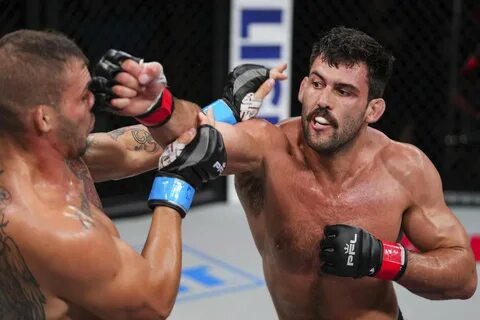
[337,89,351,96]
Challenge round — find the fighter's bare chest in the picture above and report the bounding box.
[259,169,408,270]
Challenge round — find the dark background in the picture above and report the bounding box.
[2,0,479,216]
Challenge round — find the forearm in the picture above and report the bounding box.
[397,247,477,299]
[85,126,162,182]
[147,98,201,148]
[141,207,182,314]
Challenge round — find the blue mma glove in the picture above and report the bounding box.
[148,125,227,217]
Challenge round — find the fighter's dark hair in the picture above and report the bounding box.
[310,26,394,100]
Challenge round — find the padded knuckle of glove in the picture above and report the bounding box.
[90,49,141,112]
[223,64,270,121]
[161,125,227,189]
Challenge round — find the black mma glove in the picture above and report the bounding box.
[89,49,141,112]
[147,125,227,218]
[90,49,173,127]
[203,64,270,124]
[320,224,407,280]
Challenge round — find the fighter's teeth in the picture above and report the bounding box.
[315,116,329,125]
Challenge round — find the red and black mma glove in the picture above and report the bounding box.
[89,49,173,127]
[147,125,227,218]
[203,64,270,124]
[320,224,408,280]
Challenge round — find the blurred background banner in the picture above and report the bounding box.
[228,0,293,203]
[1,0,478,216]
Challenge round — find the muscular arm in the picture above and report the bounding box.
[147,99,201,148]
[211,118,289,175]
[38,206,182,320]
[82,125,162,182]
[396,147,477,299]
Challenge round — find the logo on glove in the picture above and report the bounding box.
[344,234,357,267]
[212,161,226,175]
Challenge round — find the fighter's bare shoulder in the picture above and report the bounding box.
[276,116,302,148]
[10,203,121,284]
[374,128,438,193]
[237,117,291,150]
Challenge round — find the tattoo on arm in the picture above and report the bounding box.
[107,127,129,141]
[107,127,160,153]
[0,184,47,319]
[131,129,160,153]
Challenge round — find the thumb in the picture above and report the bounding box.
[176,127,197,145]
[139,62,164,85]
[158,128,197,169]
[198,110,215,126]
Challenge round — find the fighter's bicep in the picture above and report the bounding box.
[401,154,469,252]
[402,203,468,253]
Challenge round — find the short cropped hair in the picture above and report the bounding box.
[0,29,88,137]
[310,26,394,100]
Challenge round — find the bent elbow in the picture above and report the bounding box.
[459,275,477,300]
[153,300,175,320]
[447,268,477,300]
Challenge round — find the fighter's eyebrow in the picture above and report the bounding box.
[309,71,360,94]
[334,82,359,95]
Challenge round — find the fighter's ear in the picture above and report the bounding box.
[298,76,309,103]
[32,104,55,134]
[365,98,385,124]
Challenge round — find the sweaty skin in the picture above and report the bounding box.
[0,59,183,320]
[235,121,413,319]
[209,57,476,319]
[108,53,476,319]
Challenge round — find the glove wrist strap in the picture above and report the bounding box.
[374,241,407,280]
[147,175,195,218]
[202,99,238,125]
[135,88,174,127]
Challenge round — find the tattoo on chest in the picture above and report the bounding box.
[0,184,47,319]
[65,159,103,209]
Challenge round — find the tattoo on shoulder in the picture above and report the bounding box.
[132,129,160,153]
[0,184,47,319]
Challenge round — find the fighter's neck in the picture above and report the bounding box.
[302,127,374,184]
[0,137,76,187]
